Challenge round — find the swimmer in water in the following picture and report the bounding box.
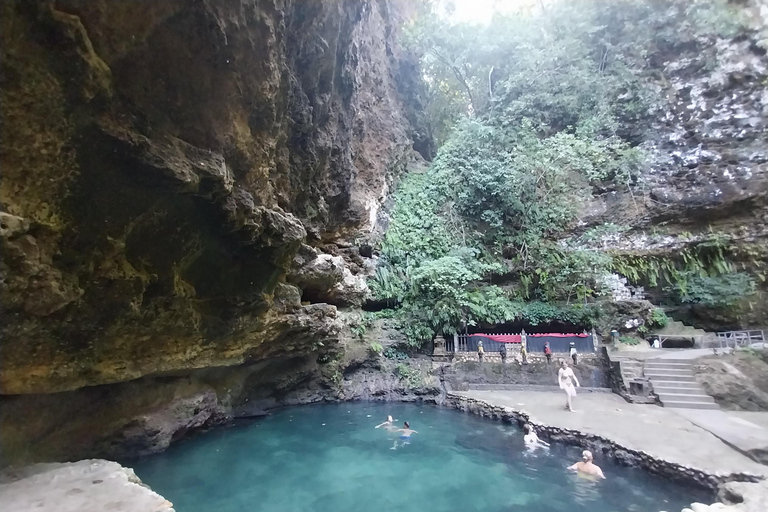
[523,424,549,449]
[391,421,418,450]
[375,415,398,431]
[568,450,606,479]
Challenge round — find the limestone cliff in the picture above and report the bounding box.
[0,0,438,466]
[567,22,768,330]
[0,0,432,396]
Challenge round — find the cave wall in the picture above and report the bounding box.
[0,0,431,397]
[0,314,441,466]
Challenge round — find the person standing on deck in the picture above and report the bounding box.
[558,359,580,412]
[520,342,528,364]
[477,339,484,362]
[569,342,578,366]
[499,341,507,364]
[544,342,552,364]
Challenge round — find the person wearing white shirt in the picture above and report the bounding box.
[558,359,580,412]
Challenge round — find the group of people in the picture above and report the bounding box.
[375,415,417,449]
[373,415,604,479]
[479,339,582,412]
[478,340,579,367]
[523,423,604,478]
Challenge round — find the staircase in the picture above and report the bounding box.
[644,359,719,410]
[616,358,643,382]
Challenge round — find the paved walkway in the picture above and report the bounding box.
[672,409,768,464]
[610,347,731,360]
[457,390,767,477]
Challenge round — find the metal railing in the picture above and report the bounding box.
[454,333,519,353]
[716,330,765,348]
[450,332,595,353]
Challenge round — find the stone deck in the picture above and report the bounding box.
[455,390,767,477]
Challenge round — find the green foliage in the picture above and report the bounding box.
[620,336,641,346]
[405,0,744,141]
[350,322,367,340]
[667,271,757,309]
[369,0,749,349]
[610,235,761,311]
[611,236,734,288]
[350,312,378,340]
[370,342,383,355]
[649,308,669,329]
[394,363,423,387]
[519,302,601,326]
[383,347,410,360]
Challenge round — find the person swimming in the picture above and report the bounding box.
[523,423,549,449]
[391,421,418,450]
[375,415,398,431]
[568,450,606,479]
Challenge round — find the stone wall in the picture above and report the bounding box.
[442,353,611,390]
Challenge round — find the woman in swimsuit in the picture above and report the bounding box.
[557,359,580,412]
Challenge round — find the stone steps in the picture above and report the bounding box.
[656,392,716,404]
[643,360,719,410]
[651,380,702,392]
[644,372,696,381]
[660,400,720,410]
[644,365,694,373]
[644,362,693,370]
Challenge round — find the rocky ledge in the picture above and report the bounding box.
[0,459,174,512]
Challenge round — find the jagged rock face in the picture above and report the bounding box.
[0,0,429,395]
[644,37,768,223]
[577,33,768,230]
[0,316,439,465]
[571,30,768,328]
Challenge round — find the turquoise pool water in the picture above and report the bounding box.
[132,402,710,512]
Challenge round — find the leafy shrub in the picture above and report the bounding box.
[669,271,757,308]
[649,309,669,329]
[394,363,422,387]
[383,347,410,360]
[620,336,641,346]
[370,342,383,355]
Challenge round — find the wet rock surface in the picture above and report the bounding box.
[0,317,440,466]
[0,459,174,512]
[694,352,768,411]
[0,0,428,395]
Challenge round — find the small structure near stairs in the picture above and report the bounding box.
[650,319,716,348]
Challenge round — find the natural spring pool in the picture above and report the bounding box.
[132,402,711,512]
